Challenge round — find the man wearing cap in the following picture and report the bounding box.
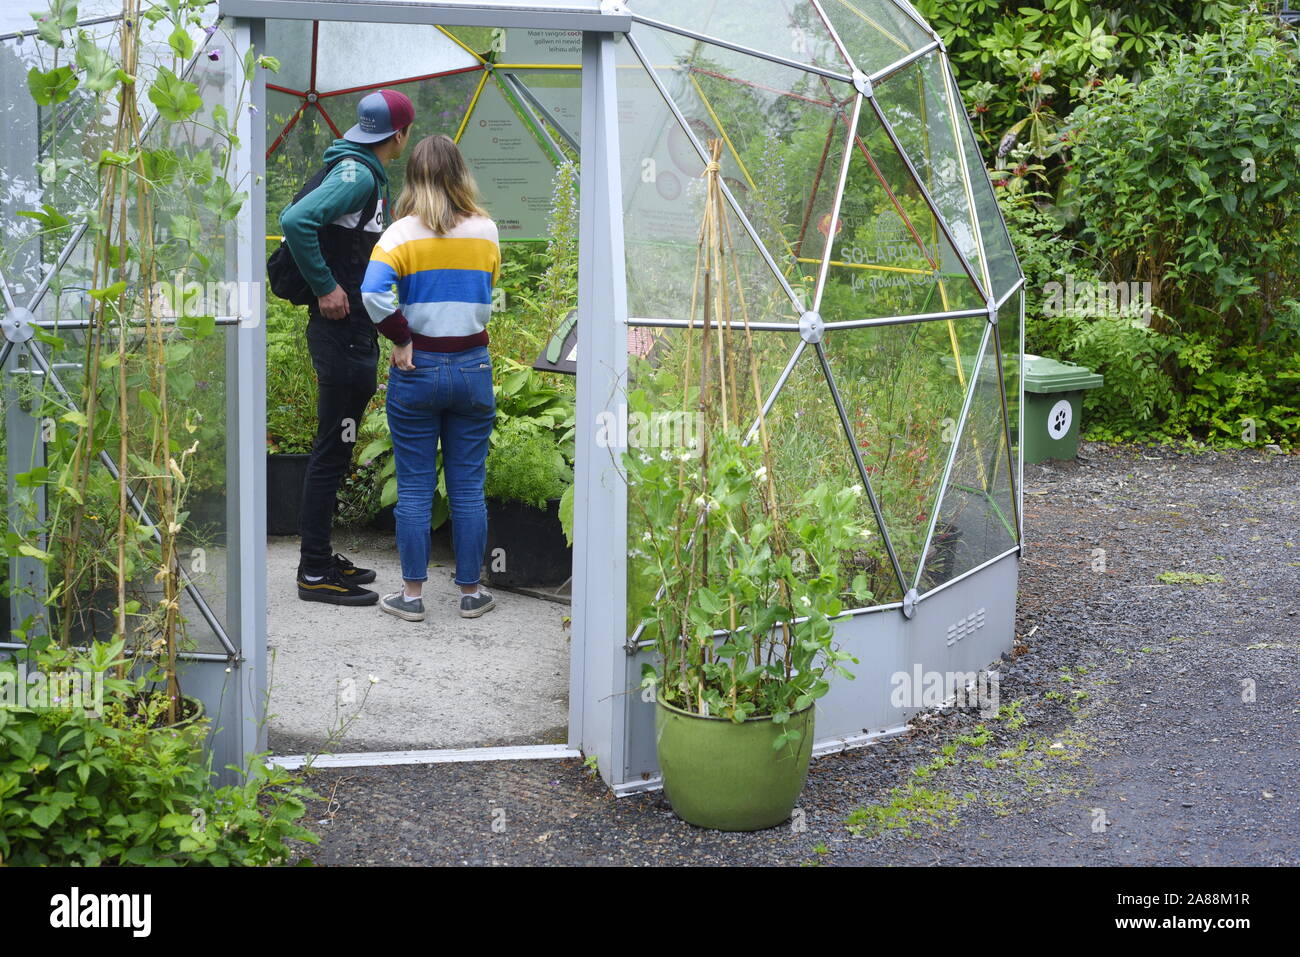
[280,89,415,605]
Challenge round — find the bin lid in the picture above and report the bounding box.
[1023,354,1104,393]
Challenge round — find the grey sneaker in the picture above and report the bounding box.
[459,590,496,619]
[380,592,425,622]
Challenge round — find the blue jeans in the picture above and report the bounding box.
[385,346,495,586]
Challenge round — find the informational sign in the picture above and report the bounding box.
[499,28,583,66]
[458,80,557,239]
[509,70,582,145]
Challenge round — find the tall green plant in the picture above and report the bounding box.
[7,0,276,717]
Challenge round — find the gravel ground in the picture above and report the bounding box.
[289,444,1299,866]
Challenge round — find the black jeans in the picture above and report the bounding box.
[298,310,379,574]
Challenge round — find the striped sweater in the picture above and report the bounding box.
[360,213,500,351]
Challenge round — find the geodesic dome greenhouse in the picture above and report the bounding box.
[2,0,1024,792]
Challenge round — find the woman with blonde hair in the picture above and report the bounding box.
[361,134,500,623]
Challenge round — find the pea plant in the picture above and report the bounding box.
[5,0,277,723]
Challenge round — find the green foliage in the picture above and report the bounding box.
[916,0,1247,195]
[1067,15,1300,342]
[627,414,866,735]
[0,642,319,866]
[265,296,319,455]
[1059,14,1300,446]
[485,421,572,509]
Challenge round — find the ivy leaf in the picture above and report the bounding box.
[27,66,78,105]
[147,67,202,121]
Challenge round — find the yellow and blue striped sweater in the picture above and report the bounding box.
[361,214,500,352]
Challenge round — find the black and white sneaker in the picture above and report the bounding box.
[297,566,379,606]
[332,552,376,585]
[380,592,425,622]
[459,590,496,619]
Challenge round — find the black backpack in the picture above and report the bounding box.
[267,157,381,307]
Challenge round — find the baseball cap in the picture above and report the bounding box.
[343,89,415,144]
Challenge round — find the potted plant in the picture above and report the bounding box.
[626,416,869,830]
[483,419,573,588]
[624,141,868,830]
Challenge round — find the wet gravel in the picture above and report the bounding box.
[290,444,1299,866]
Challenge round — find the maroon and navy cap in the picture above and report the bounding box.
[344,89,415,144]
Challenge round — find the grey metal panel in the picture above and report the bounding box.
[571,31,631,788]
[217,0,631,31]
[223,17,270,782]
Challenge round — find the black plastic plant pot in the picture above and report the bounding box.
[484,497,572,588]
[266,453,311,536]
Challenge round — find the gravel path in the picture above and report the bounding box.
[290,444,1298,866]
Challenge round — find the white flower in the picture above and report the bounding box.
[800,595,812,608]
[859,527,873,538]
[642,531,652,542]
[850,484,864,497]
[678,451,695,462]
[693,495,707,508]
[368,674,380,684]
[659,449,673,461]
[638,453,652,464]
[753,466,768,481]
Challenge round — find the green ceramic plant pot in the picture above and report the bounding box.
[655,695,815,831]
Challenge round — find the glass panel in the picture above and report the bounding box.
[819,0,933,75]
[625,328,802,634]
[313,20,479,91]
[615,43,801,325]
[265,18,312,91]
[266,97,339,226]
[2,20,237,656]
[874,50,985,294]
[1,19,122,314]
[504,68,582,149]
[997,289,1023,539]
[633,25,855,307]
[946,63,1021,297]
[766,344,901,604]
[920,338,1017,590]
[817,104,985,322]
[629,0,850,75]
[0,31,47,303]
[821,315,986,588]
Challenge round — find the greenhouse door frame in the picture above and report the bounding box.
[221,0,638,785]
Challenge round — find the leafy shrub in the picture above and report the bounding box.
[1067,15,1300,341]
[484,419,572,509]
[917,0,1246,195]
[999,190,1103,357]
[265,296,318,455]
[1062,14,1300,445]
[0,641,319,866]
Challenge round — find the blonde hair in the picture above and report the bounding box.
[395,134,490,236]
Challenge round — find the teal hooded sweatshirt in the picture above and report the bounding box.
[279,139,390,298]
